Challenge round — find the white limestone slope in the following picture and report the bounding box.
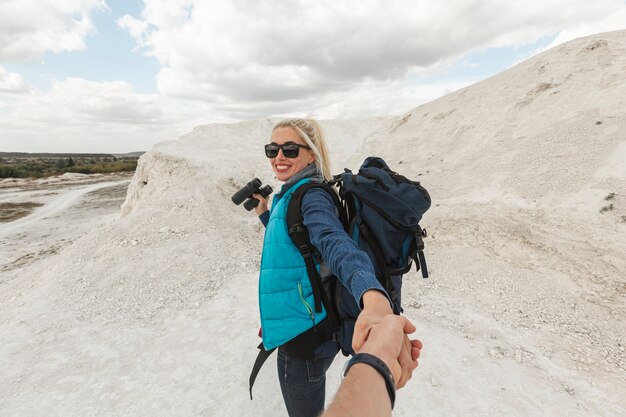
[1,31,625,417]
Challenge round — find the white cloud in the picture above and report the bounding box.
[0,66,32,93]
[116,15,149,49]
[546,7,626,48]
[0,0,105,62]
[12,78,165,122]
[0,77,214,152]
[117,0,626,120]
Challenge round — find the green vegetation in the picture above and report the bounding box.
[0,153,140,178]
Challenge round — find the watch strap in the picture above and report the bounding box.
[343,353,396,409]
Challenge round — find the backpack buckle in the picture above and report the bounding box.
[298,244,312,258]
[288,224,306,235]
[415,234,425,251]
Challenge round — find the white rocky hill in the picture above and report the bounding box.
[1,31,625,417]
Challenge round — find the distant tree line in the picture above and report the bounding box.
[0,156,138,178]
[0,151,143,159]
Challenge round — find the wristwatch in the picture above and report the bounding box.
[343,353,396,409]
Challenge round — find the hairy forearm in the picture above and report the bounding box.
[323,364,391,417]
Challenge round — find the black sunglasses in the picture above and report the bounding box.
[264,142,311,158]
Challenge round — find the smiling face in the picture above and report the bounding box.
[269,126,316,182]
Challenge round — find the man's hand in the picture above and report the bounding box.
[353,290,422,388]
[359,315,423,388]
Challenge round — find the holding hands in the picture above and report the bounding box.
[353,290,422,388]
[322,299,422,417]
[358,314,423,388]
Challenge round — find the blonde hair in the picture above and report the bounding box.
[272,118,333,181]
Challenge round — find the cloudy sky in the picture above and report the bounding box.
[1,0,625,153]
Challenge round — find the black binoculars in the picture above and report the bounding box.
[232,178,273,211]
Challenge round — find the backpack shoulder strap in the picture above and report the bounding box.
[286,181,342,324]
[288,181,347,227]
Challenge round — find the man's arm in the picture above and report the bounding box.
[324,363,390,417]
[322,315,423,417]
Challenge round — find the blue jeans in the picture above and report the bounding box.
[277,350,336,417]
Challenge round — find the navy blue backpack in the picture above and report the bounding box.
[287,156,431,355]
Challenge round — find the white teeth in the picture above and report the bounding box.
[276,165,290,170]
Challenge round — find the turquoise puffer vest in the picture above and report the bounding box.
[258,178,327,350]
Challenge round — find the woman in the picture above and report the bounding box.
[253,118,407,417]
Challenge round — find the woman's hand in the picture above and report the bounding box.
[353,290,393,352]
[252,193,269,216]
